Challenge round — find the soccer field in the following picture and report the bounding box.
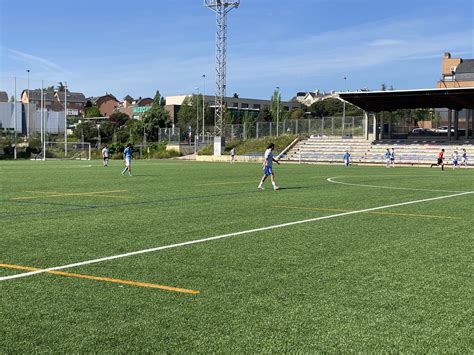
[0,160,472,352]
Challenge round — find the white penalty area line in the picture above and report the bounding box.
[1,190,472,282]
[326,176,466,193]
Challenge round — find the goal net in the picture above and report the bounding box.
[34,141,91,160]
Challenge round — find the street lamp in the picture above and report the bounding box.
[342,76,347,123]
[276,86,280,137]
[42,90,48,160]
[195,87,199,154]
[64,81,68,156]
[202,74,206,142]
[26,69,30,139]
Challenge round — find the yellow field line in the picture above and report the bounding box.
[273,205,461,219]
[0,263,199,295]
[12,190,128,200]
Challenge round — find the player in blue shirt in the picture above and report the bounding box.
[384,148,391,168]
[343,150,351,167]
[461,148,468,168]
[121,143,133,176]
[258,143,280,190]
[390,148,396,167]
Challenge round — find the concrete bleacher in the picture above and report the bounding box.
[283,136,474,166]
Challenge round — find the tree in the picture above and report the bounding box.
[290,108,305,120]
[269,89,283,121]
[309,98,362,117]
[74,121,98,141]
[85,104,101,118]
[258,108,272,122]
[143,90,170,140]
[176,95,198,136]
[109,111,130,127]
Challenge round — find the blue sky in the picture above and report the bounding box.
[0,0,473,101]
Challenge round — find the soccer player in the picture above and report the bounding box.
[461,148,468,168]
[343,150,351,167]
[230,147,235,164]
[451,150,459,169]
[384,148,391,168]
[430,148,445,170]
[390,148,396,168]
[121,143,133,176]
[258,143,280,190]
[101,144,109,167]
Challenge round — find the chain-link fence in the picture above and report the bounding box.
[206,117,365,141]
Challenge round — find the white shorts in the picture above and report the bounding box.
[125,158,131,167]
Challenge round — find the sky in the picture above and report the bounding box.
[0,0,473,101]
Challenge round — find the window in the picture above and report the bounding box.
[264,105,269,109]
[444,75,454,81]
[284,106,290,111]
[241,103,249,109]
[253,104,260,109]
[232,102,238,108]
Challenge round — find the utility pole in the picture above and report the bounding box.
[64,81,68,156]
[204,0,239,155]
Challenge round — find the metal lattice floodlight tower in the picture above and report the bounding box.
[204,0,239,155]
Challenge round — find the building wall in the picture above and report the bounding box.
[98,99,118,117]
[441,52,461,76]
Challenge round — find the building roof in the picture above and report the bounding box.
[55,91,86,103]
[339,87,474,112]
[26,89,56,101]
[123,95,134,104]
[88,94,119,106]
[0,91,8,102]
[455,59,474,74]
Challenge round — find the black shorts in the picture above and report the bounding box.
[437,158,443,165]
[103,156,108,160]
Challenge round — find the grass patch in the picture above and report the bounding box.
[0,160,472,352]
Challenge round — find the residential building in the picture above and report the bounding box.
[435,52,474,124]
[88,94,119,117]
[437,52,474,88]
[117,96,153,119]
[55,91,86,117]
[295,90,339,107]
[21,89,61,111]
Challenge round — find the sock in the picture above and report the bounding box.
[272,181,276,187]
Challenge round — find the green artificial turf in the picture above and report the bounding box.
[0,160,472,352]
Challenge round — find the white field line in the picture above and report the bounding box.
[326,176,465,193]
[1,190,472,282]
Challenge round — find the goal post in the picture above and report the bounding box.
[39,141,91,160]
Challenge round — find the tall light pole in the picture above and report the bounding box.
[64,81,68,156]
[40,80,44,145]
[202,74,206,142]
[13,76,17,159]
[195,87,199,154]
[342,77,347,120]
[26,69,30,140]
[276,86,280,137]
[204,0,240,155]
[42,91,47,160]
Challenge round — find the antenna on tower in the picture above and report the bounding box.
[204,0,239,155]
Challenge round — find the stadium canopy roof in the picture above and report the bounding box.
[339,87,474,112]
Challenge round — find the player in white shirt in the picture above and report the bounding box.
[258,143,280,190]
[101,145,109,167]
[230,147,235,164]
[451,151,459,169]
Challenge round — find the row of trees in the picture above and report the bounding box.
[75,91,171,143]
[73,85,439,144]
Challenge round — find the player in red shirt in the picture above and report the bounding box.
[430,148,445,170]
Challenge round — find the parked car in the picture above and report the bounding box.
[434,126,454,133]
[410,128,433,135]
